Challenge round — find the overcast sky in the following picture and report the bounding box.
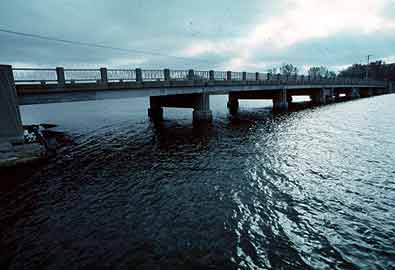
[0,0,394,73]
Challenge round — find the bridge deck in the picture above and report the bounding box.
[16,80,386,105]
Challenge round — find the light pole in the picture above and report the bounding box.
[366,54,373,79]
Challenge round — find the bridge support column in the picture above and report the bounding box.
[0,65,24,144]
[148,93,212,124]
[347,88,360,99]
[310,89,326,105]
[360,88,373,98]
[148,96,163,122]
[273,89,288,111]
[227,93,239,115]
[193,93,213,124]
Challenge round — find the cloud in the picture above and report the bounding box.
[0,0,394,71]
[182,0,395,70]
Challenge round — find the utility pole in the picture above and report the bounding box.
[366,54,373,79]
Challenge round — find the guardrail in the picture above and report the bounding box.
[11,67,387,87]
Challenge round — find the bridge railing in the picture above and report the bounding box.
[12,68,57,83]
[64,69,101,83]
[107,69,136,82]
[141,69,165,81]
[11,67,387,87]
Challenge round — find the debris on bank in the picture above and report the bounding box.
[0,124,71,170]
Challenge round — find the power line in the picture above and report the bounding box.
[0,28,214,65]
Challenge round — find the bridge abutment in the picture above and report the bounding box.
[0,65,24,144]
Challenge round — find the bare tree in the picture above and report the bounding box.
[280,64,298,76]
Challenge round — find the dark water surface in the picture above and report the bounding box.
[1,95,395,269]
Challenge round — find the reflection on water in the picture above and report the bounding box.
[1,95,395,269]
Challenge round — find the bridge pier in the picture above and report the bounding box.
[0,65,24,144]
[193,93,213,124]
[347,88,360,99]
[227,93,239,115]
[148,93,212,124]
[310,89,333,105]
[360,88,373,98]
[272,89,288,111]
[148,97,164,122]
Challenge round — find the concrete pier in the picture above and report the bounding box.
[193,93,213,124]
[0,65,24,144]
[347,88,360,99]
[148,93,212,124]
[360,88,373,98]
[148,97,164,122]
[310,89,326,105]
[227,93,239,115]
[272,89,288,111]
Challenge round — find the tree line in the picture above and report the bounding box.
[268,64,336,78]
[268,61,395,81]
[337,61,395,81]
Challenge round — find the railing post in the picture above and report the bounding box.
[226,71,232,81]
[164,69,170,81]
[242,72,247,81]
[255,72,260,81]
[209,70,215,80]
[135,68,142,82]
[56,67,65,86]
[188,69,195,80]
[100,67,108,85]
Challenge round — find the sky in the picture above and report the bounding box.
[0,0,394,73]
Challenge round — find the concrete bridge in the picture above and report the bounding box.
[1,64,393,144]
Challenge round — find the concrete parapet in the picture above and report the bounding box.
[0,65,24,144]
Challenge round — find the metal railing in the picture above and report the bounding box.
[213,71,227,80]
[231,72,243,81]
[11,67,387,88]
[64,69,101,82]
[195,70,210,80]
[107,69,136,82]
[170,70,188,80]
[13,68,57,83]
[142,70,164,81]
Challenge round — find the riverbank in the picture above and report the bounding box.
[0,142,45,169]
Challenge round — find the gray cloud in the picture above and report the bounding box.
[0,0,394,71]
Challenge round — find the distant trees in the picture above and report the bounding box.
[338,61,395,81]
[267,68,278,75]
[280,64,298,76]
[308,66,336,78]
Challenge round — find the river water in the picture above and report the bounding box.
[1,94,395,269]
